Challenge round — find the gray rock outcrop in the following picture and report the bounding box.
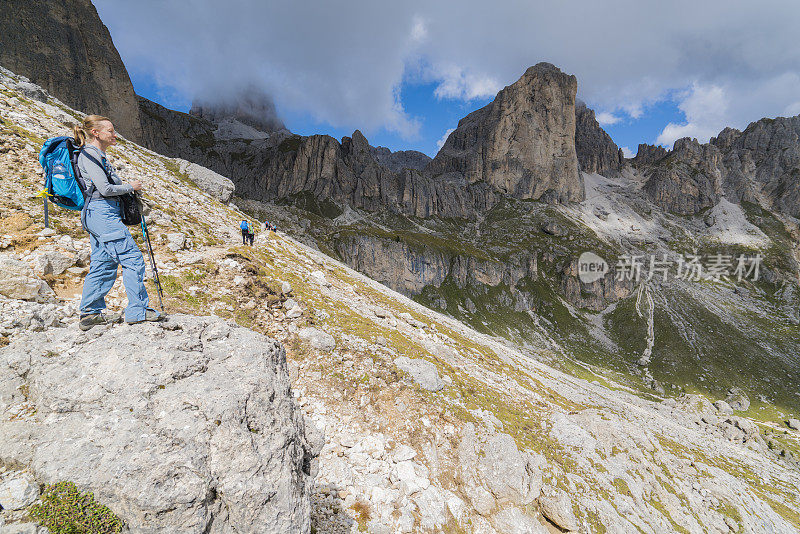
[394,357,444,392]
[456,424,544,520]
[368,145,431,172]
[0,314,314,533]
[638,115,800,215]
[643,137,724,215]
[711,116,800,216]
[632,143,668,166]
[177,160,235,202]
[725,387,751,412]
[0,0,144,141]
[333,233,538,296]
[575,101,623,175]
[0,258,55,303]
[428,63,584,204]
[539,490,578,531]
[298,327,336,352]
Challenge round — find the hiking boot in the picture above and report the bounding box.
[79,311,123,331]
[126,308,165,325]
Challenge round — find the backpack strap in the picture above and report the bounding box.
[79,148,114,200]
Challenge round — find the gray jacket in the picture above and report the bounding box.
[77,144,133,200]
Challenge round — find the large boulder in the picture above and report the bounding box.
[0,314,314,533]
[394,356,444,392]
[178,160,235,203]
[36,250,76,276]
[0,257,55,302]
[457,423,543,510]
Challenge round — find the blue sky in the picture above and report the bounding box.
[99,1,800,160]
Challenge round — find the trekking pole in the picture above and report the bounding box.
[136,196,164,312]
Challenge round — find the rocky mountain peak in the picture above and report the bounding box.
[632,143,669,166]
[0,0,144,142]
[427,62,584,203]
[672,136,703,152]
[639,114,800,215]
[574,100,624,174]
[522,61,562,78]
[348,129,371,152]
[710,126,742,150]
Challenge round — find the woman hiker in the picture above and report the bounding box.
[75,115,163,331]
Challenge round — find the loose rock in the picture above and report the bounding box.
[394,356,444,392]
[298,327,336,352]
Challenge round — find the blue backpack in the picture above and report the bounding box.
[38,136,88,210]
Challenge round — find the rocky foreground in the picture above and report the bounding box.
[1,69,800,534]
[2,314,315,533]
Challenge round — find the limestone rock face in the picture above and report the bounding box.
[333,233,538,297]
[711,116,800,217]
[560,257,634,312]
[575,101,623,175]
[643,138,724,215]
[0,0,143,141]
[632,143,668,167]
[638,115,800,215]
[427,63,584,203]
[137,96,220,162]
[0,315,314,533]
[368,145,431,172]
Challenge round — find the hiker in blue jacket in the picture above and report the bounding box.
[240,219,249,244]
[75,115,162,330]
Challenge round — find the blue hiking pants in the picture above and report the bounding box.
[80,197,150,322]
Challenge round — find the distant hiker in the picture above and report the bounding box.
[75,115,163,330]
[240,219,249,244]
[247,222,255,245]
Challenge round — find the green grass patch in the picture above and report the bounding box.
[31,481,123,534]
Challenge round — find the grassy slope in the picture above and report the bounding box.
[274,191,800,422]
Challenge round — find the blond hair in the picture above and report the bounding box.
[72,115,112,146]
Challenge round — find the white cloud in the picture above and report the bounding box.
[621,146,635,158]
[95,0,800,144]
[431,64,501,101]
[657,72,800,147]
[656,83,728,146]
[436,127,456,150]
[411,16,427,42]
[595,112,621,126]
